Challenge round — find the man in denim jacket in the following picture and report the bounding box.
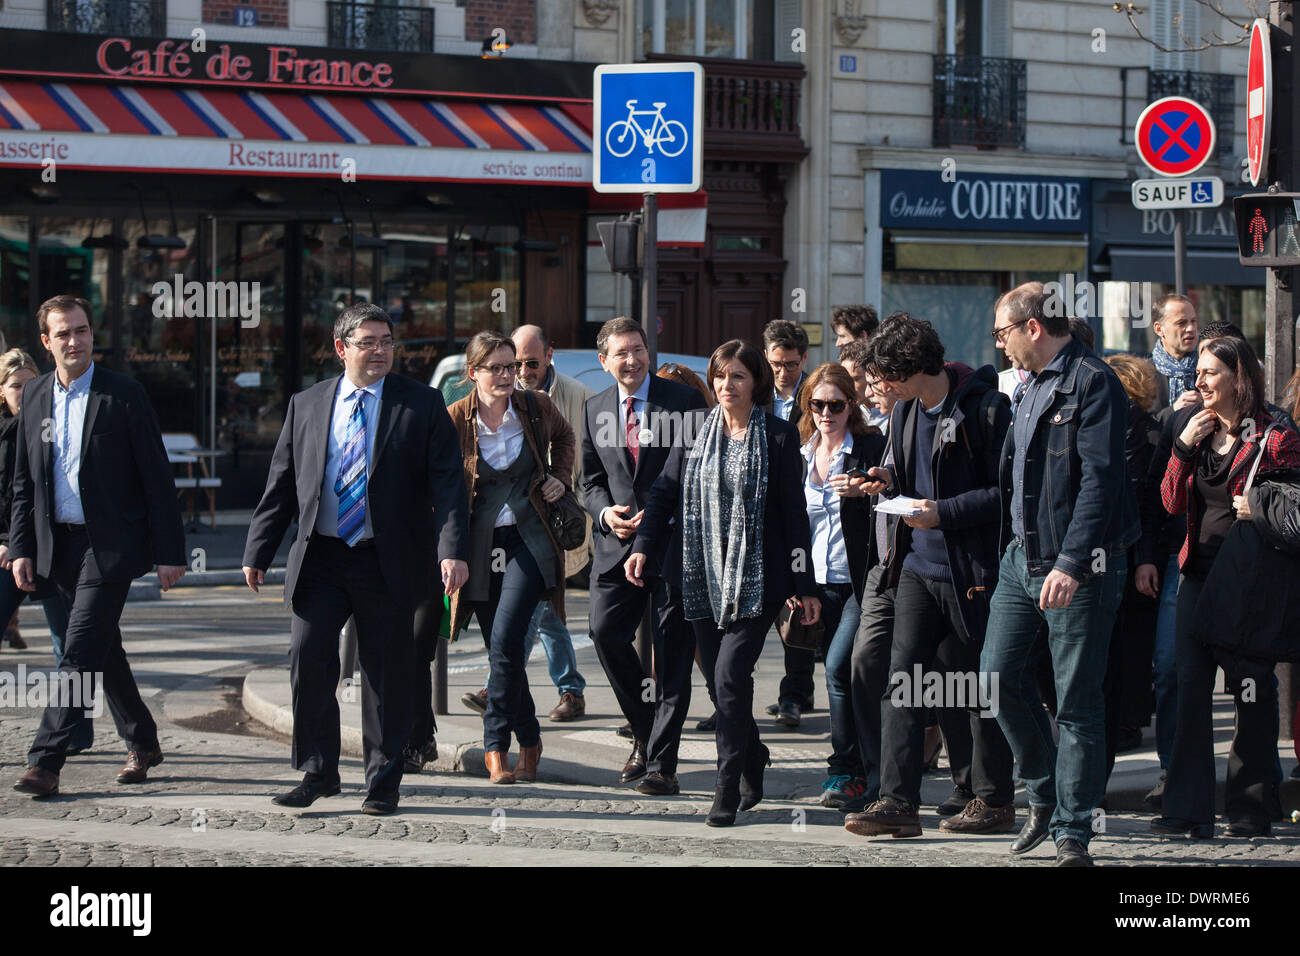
[981,282,1139,867]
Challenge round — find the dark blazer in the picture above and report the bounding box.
[631,408,816,609]
[0,414,19,547]
[581,374,707,581]
[242,372,469,608]
[827,431,886,604]
[10,365,185,582]
[764,371,807,429]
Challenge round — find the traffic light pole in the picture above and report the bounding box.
[1267,0,1298,740]
[1174,211,1187,293]
[634,192,658,681]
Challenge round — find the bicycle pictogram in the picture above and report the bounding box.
[604,100,689,158]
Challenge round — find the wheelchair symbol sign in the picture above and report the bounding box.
[594,63,703,193]
[1192,181,1212,203]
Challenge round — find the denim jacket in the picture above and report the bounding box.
[997,337,1140,578]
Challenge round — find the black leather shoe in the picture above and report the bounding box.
[361,792,398,815]
[616,723,635,740]
[738,742,771,812]
[636,772,680,796]
[765,703,780,716]
[1010,804,1053,854]
[619,740,648,783]
[775,700,801,728]
[1151,816,1215,838]
[1055,837,1093,867]
[696,712,717,732]
[1226,819,1270,838]
[707,787,740,827]
[272,774,341,808]
[936,785,975,817]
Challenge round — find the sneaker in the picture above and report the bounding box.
[820,774,867,809]
[461,688,488,715]
[1143,772,1166,812]
[843,798,922,838]
[548,692,585,722]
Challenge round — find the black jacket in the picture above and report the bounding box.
[10,365,186,583]
[581,375,706,582]
[825,430,887,604]
[631,408,816,609]
[1189,470,1300,663]
[881,362,1009,639]
[0,414,18,547]
[243,372,469,608]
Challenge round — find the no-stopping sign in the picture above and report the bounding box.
[1135,96,1216,178]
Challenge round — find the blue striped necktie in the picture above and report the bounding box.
[335,389,369,546]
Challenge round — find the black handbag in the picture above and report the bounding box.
[521,390,586,551]
[776,600,824,651]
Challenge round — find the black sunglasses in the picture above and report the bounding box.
[809,399,848,414]
[514,359,542,370]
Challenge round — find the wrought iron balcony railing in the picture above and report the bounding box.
[932,54,1027,150]
[326,2,434,54]
[47,0,165,36]
[1148,70,1235,158]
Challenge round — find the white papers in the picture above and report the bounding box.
[874,497,924,517]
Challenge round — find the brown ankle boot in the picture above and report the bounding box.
[485,750,515,784]
[514,740,542,783]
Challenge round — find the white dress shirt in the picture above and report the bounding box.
[316,375,385,539]
[52,362,94,524]
[476,400,526,527]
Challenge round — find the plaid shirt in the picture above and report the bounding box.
[1161,413,1300,569]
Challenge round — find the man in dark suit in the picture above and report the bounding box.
[242,302,468,815]
[12,295,186,798]
[582,316,705,791]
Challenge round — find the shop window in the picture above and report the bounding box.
[715,235,767,251]
[0,217,31,352]
[36,218,114,351]
[882,269,1000,371]
[640,0,774,59]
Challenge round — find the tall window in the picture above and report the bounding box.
[937,0,1010,57]
[640,0,781,59]
[1150,0,1202,72]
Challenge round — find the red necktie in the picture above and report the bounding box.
[626,396,639,467]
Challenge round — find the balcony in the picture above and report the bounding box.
[46,0,165,36]
[1148,70,1235,158]
[932,54,1027,150]
[326,2,434,54]
[645,55,808,163]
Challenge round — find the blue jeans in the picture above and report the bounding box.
[1152,554,1180,770]
[981,540,1125,847]
[818,583,862,778]
[526,601,586,697]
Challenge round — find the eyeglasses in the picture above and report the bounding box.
[346,337,395,352]
[514,359,542,371]
[809,399,848,415]
[475,363,517,377]
[769,360,803,373]
[989,319,1031,344]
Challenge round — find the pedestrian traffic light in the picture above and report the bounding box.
[597,215,641,275]
[1235,193,1300,266]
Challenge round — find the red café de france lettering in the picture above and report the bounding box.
[96,38,394,88]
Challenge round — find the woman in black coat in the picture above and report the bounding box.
[627,340,819,826]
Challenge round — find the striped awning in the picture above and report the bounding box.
[0,81,594,185]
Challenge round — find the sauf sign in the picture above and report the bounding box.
[880,170,1090,233]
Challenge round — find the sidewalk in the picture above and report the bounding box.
[242,588,1298,812]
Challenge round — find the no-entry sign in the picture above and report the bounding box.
[1135,96,1216,177]
[1247,18,1273,188]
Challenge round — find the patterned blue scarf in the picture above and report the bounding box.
[1152,340,1197,406]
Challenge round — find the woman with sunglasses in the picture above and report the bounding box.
[627,339,819,826]
[446,331,575,784]
[798,363,886,809]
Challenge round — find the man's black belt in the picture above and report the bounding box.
[55,523,86,534]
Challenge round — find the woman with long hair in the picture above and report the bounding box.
[446,331,575,785]
[627,339,819,826]
[797,362,886,808]
[1153,336,1300,838]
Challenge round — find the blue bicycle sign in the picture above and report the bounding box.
[605,100,689,158]
[594,63,703,193]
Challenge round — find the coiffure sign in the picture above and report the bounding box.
[96,38,394,88]
[881,169,1091,233]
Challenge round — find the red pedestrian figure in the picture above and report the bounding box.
[1249,208,1268,253]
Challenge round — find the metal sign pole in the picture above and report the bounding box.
[635,191,658,679]
[1174,210,1187,294]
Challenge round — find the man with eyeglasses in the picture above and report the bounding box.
[581,316,706,791]
[242,303,469,816]
[979,282,1136,866]
[844,314,1015,839]
[509,324,592,722]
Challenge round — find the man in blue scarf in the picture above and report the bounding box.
[1150,294,1199,422]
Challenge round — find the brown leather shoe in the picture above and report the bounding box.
[514,740,542,783]
[939,797,1016,834]
[116,749,164,784]
[548,692,585,722]
[13,766,58,797]
[485,750,515,784]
